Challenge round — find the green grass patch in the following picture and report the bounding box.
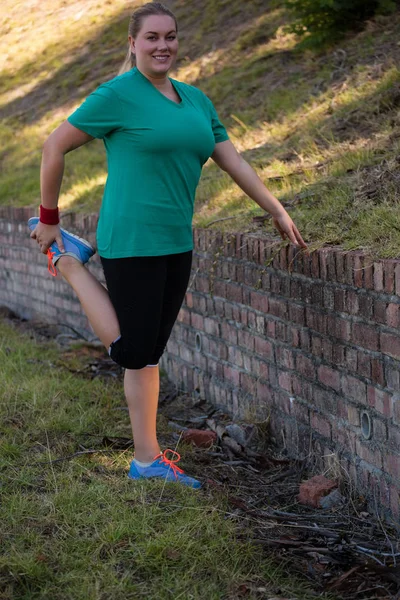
[0,321,331,599]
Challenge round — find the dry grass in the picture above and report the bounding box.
[1,0,400,256]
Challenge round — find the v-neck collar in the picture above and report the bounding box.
[133,67,184,108]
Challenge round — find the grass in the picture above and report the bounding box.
[1,0,400,256]
[0,320,336,600]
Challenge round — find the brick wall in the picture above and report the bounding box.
[1,207,399,523]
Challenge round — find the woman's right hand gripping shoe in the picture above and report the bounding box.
[28,217,95,276]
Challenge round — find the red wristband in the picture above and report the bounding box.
[39,205,59,225]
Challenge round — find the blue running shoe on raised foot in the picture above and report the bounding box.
[128,449,202,489]
[28,217,95,276]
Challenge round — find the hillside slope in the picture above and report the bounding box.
[1,0,400,256]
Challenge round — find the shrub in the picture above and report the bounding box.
[285,0,397,45]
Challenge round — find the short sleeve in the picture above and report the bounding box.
[67,84,121,139]
[207,97,229,144]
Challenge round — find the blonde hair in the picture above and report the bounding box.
[118,2,178,75]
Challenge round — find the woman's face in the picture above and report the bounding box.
[129,15,178,78]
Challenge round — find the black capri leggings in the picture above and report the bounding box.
[100,251,192,370]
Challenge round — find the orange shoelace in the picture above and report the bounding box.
[46,249,57,277]
[156,449,185,480]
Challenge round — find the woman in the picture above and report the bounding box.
[29,2,307,489]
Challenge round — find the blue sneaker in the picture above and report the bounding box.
[128,449,202,489]
[28,217,95,276]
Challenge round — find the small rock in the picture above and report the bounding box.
[225,424,247,446]
[298,475,337,508]
[182,428,217,448]
[319,488,344,509]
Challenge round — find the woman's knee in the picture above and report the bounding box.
[108,337,157,370]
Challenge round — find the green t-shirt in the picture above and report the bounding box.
[67,67,229,258]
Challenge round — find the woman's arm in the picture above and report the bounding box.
[31,121,94,253]
[211,140,307,248]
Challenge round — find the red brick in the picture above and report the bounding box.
[195,275,210,293]
[296,354,316,380]
[356,351,371,379]
[247,311,257,330]
[291,401,310,424]
[270,276,281,295]
[333,427,357,452]
[276,322,288,342]
[251,357,269,380]
[288,303,305,325]
[228,346,244,368]
[327,315,351,342]
[345,290,358,316]
[334,288,345,312]
[239,308,248,327]
[352,322,379,351]
[356,439,383,470]
[311,335,322,357]
[221,322,238,345]
[310,412,332,438]
[300,329,311,352]
[381,332,400,360]
[379,477,391,509]
[319,249,328,279]
[213,280,226,298]
[383,260,396,294]
[347,404,360,426]
[269,298,288,320]
[353,254,364,287]
[363,258,374,290]
[324,287,334,310]
[335,251,346,284]
[278,371,292,392]
[250,290,269,313]
[341,374,367,404]
[276,346,295,370]
[371,359,385,386]
[240,372,256,393]
[386,303,400,329]
[392,394,400,426]
[266,320,276,338]
[311,282,323,306]
[388,425,400,452]
[298,475,337,508]
[373,262,384,291]
[313,386,338,415]
[291,327,300,348]
[317,365,341,391]
[395,263,400,296]
[182,429,217,448]
[384,453,400,481]
[225,282,243,304]
[322,338,333,362]
[306,307,327,335]
[374,300,387,324]
[238,329,255,352]
[178,307,191,325]
[390,485,400,520]
[204,317,219,336]
[191,313,204,330]
[358,294,373,320]
[311,251,319,278]
[185,291,193,308]
[367,386,391,417]
[256,380,273,402]
[373,419,387,443]
[344,253,355,286]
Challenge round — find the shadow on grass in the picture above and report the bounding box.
[0,0,271,126]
